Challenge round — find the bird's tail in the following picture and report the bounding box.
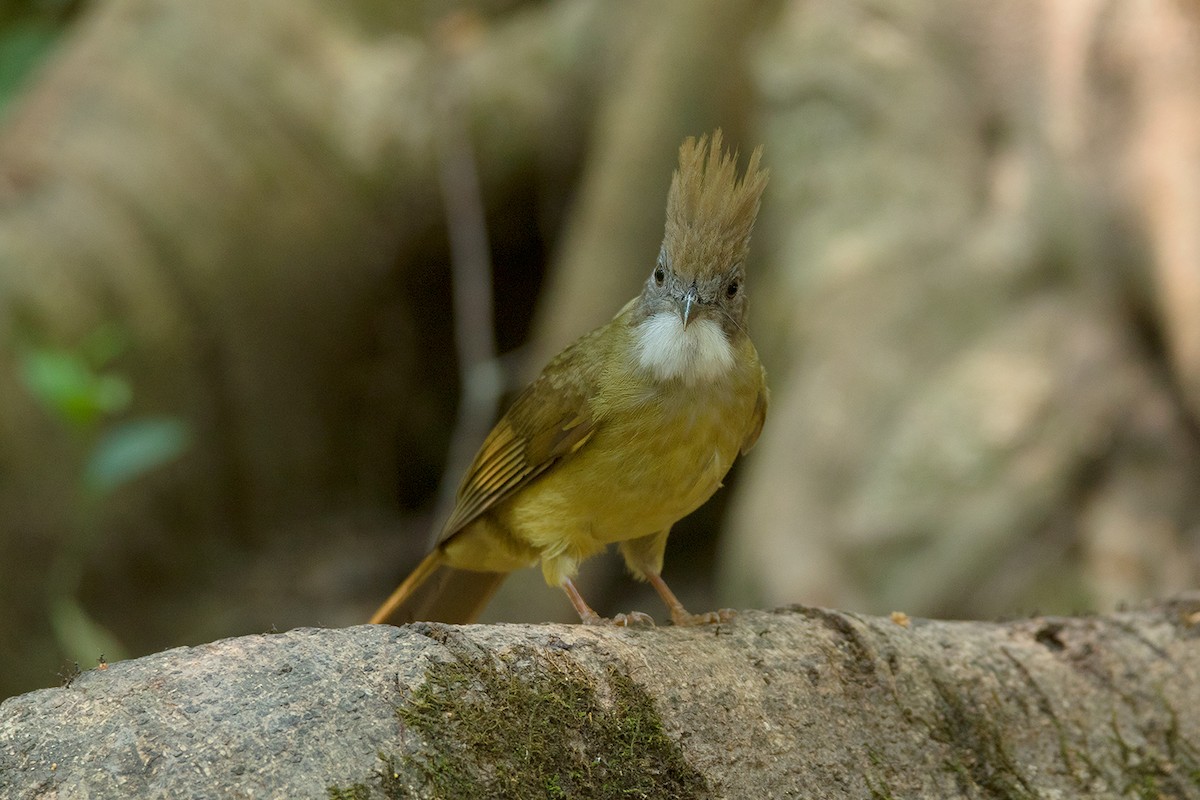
[370,550,507,625]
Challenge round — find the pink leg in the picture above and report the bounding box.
[561,578,654,627]
[647,573,736,626]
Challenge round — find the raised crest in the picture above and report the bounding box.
[663,130,768,276]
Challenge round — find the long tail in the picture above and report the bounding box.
[370,550,507,625]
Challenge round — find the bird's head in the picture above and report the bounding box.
[633,130,768,383]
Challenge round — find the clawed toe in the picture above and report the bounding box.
[613,611,656,627]
[581,610,656,627]
[671,608,737,626]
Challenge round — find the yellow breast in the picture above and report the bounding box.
[499,320,762,567]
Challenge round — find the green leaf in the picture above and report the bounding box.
[83,417,192,495]
[18,349,133,428]
[0,21,61,112]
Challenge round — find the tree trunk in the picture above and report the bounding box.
[3,600,1198,798]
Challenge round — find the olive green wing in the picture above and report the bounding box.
[438,330,604,542]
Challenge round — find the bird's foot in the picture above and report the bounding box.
[580,610,656,627]
[613,610,656,627]
[670,607,737,627]
[563,578,655,627]
[645,573,736,627]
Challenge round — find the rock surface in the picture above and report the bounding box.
[3,602,1200,798]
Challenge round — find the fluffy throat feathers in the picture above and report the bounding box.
[634,311,736,384]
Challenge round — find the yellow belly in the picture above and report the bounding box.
[496,375,755,584]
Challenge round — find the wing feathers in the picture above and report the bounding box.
[437,339,603,543]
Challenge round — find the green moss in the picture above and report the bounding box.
[390,640,707,799]
[326,783,371,800]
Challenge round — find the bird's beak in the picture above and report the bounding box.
[680,286,699,329]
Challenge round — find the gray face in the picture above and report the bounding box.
[637,246,747,340]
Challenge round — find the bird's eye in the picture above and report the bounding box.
[726,279,740,298]
[653,266,666,285]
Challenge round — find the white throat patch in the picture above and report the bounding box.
[635,311,735,383]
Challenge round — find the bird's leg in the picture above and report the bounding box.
[647,573,735,626]
[561,578,654,627]
[616,531,727,626]
[561,578,603,624]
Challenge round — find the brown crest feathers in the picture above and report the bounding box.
[663,129,768,277]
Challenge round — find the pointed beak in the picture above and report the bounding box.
[680,286,699,329]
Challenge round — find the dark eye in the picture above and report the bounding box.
[726,279,740,298]
[654,266,666,285]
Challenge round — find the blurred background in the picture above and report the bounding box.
[1,0,1198,700]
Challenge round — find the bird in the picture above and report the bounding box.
[371,130,768,626]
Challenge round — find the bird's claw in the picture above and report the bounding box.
[581,610,656,627]
[671,607,737,627]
